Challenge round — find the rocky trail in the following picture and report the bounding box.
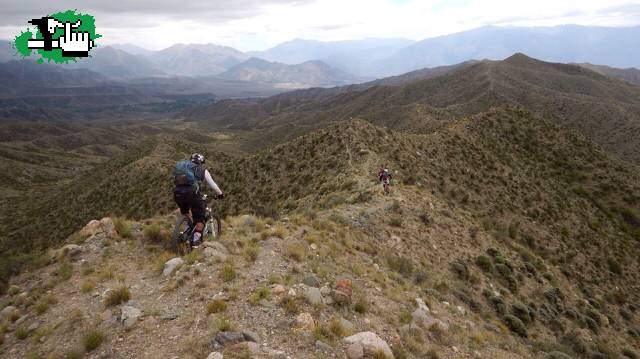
[0,180,539,359]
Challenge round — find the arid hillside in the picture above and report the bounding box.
[0,108,639,358]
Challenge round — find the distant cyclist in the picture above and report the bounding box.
[378,165,392,195]
[172,153,224,246]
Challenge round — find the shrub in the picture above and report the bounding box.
[144,223,163,242]
[249,287,270,306]
[104,286,130,306]
[504,315,527,337]
[286,243,306,262]
[354,298,368,314]
[243,246,259,262]
[450,260,469,280]
[58,261,73,281]
[623,348,638,359]
[279,296,299,315]
[547,352,572,359]
[511,302,534,324]
[83,329,104,351]
[399,310,412,324]
[476,255,494,273]
[389,215,403,227]
[216,316,233,332]
[387,254,414,276]
[220,263,236,282]
[15,327,28,340]
[81,280,96,293]
[114,218,132,238]
[425,348,440,359]
[65,350,83,359]
[206,299,227,314]
[607,258,623,276]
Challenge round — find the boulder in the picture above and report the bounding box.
[60,244,83,260]
[304,286,323,306]
[333,279,353,305]
[214,331,245,347]
[162,258,184,277]
[120,305,142,328]
[316,340,332,352]
[303,275,320,288]
[242,330,260,343]
[0,305,17,321]
[207,353,223,359]
[344,332,394,358]
[412,308,448,331]
[271,284,286,295]
[203,247,228,262]
[81,218,116,238]
[339,317,355,333]
[346,343,364,359]
[295,312,316,331]
[320,286,331,296]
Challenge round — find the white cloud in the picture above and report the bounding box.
[1,0,639,50]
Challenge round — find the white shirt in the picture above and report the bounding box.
[203,169,223,195]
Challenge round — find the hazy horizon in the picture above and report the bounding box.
[1,0,639,51]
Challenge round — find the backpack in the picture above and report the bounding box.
[173,160,197,188]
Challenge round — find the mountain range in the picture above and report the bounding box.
[2,25,640,82]
[183,53,640,163]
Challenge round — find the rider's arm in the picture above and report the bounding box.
[204,169,223,195]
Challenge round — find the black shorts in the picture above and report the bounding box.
[173,186,206,224]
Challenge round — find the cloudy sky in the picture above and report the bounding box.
[1,0,639,51]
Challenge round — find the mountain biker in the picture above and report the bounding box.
[173,153,224,246]
[378,165,392,194]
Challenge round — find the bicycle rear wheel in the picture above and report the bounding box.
[171,217,192,254]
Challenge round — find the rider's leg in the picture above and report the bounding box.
[190,193,207,246]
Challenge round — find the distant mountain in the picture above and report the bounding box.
[68,46,165,79]
[251,38,415,76]
[185,53,640,163]
[576,63,640,86]
[152,43,249,76]
[218,57,364,88]
[373,25,640,76]
[109,43,155,57]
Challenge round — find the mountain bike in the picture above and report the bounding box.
[382,179,391,196]
[171,194,222,255]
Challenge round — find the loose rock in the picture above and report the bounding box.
[346,343,364,359]
[214,331,245,347]
[242,330,260,343]
[333,279,353,305]
[295,312,316,331]
[206,352,223,359]
[121,305,142,328]
[303,275,320,288]
[344,332,394,358]
[304,286,323,306]
[163,258,184,277]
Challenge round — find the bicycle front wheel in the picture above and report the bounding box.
[204,215,222,240]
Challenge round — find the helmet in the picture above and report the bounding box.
[190,153,205,164]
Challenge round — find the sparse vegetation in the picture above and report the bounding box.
[220,263,237,282]
[207,299,227,314]
[104,286,131,306]
[83,329,104,351]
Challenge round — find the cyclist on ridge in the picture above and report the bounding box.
[378,165,392,195]
[172,153,224,246]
